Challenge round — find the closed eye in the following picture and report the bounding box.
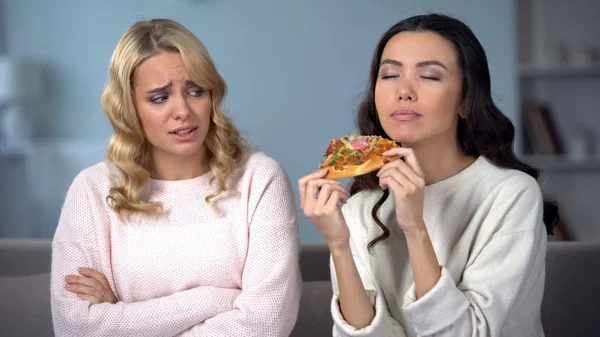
[381,75,398,80]
[421,76,440,81]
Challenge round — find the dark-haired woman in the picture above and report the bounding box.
[298,14,556,337]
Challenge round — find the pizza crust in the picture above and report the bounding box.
[324,156,390,179]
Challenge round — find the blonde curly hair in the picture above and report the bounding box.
[102,18,249,217]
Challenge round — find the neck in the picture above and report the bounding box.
[404,135,476,186]
[149,148,210,181]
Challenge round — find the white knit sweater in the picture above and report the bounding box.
[331,156,547,337]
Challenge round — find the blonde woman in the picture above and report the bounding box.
[50,19,301,337]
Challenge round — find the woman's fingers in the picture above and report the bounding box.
[298,169,329,208]
[381,147,424,177]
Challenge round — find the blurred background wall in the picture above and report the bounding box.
[0,0,597,243]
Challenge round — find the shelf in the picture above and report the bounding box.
[520,155,600,172]
[519,65,600,79]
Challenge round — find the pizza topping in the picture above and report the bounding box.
[350,137,370,151]
[320,135,398,170]
[325,140,345,156]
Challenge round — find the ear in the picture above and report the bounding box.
[458,106,468,119]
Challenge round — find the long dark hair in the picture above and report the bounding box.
[350,13,559,251]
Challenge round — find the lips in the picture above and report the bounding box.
[169,127,197,135]
[391,109,421,121]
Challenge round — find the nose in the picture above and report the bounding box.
[172,94,191,120]
[397,82,417,102]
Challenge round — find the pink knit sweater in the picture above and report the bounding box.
[50,152,302,336]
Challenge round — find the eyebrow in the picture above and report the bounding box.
[145,80,199,94]
[379,59,448,70]
[146,82,172,94]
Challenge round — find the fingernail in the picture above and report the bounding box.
[317,168,328,174]
[65,284,71,289]
[65,276,72,282]
[78,267,84,272]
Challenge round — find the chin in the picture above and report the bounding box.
[382,123,419,142]
[385,131,420,145]
[170,144,206,158]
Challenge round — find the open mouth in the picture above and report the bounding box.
[169,127,197,135]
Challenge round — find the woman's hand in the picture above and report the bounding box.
[378,147,427,233]
[65,267,118,304]
[298,169,351,250]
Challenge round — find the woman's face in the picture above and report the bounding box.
[375,31,464,147]
[133,51,212,162]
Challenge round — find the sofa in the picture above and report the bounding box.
[1,239,599,337]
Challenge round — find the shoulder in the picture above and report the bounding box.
[68,161,121,197]
[477,158,544,234]
[245,152,284,172]
[56,162,117,240]
[240,152,297,224]
[242,152,289,182]
[481,158,542,204]
[236,152,294,200]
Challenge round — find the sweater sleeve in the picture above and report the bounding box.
[51,173,240,337]
[177,161,302,337]
[330,238,407,337]
[402,176,547,336]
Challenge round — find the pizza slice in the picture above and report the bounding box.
[319,134,400,179]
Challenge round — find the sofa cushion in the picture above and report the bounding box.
[542,242,600,337]
[0,238,52,276]
[299,245,331,282]
[0,272,54,337]
[290,280,334,337]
